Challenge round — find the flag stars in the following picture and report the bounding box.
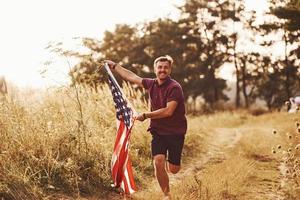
[108,77,133,128]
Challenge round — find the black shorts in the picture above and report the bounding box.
[151,132,185,166]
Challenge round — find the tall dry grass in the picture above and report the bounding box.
[0,83,151,199]
[269,113,300,198]
[158,112,299,200]
[2,82,298,200]
[0,82,210,199]
[172,157,256,200]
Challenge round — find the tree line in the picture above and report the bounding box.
[50,0,300,110]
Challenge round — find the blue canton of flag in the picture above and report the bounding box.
[108,76,133,128]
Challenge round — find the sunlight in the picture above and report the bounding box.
[0,0,183,88]
[0,0,270,88]
[245,0,268,13]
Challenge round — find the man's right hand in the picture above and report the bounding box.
[105,60,117,70]
[104,59,143,87]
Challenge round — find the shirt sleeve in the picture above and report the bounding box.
[167,86,184,103]
[142,78,154,90]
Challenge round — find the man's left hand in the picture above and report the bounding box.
[135,113,147,122]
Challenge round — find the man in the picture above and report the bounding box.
[105,55,187,199]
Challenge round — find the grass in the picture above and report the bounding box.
[0,84,206,199]
[1,85,300,199]
[174,157,256,200]
[0,84,149,199]
[134,112,300,200]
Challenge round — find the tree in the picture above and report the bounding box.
[141,18,205,100]
[99,24,150,77]
[271,0,300,97]
[51,0,236,107]
[251,0,300,109]
[272,0,300,31]
[177,0,230,105]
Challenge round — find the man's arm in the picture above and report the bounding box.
[105,60,143,87]
[136,101,178,121]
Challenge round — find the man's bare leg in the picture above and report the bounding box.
[166,162,180,174]
[153,154,170,197]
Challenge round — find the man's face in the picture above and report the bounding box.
[154,60,172,81]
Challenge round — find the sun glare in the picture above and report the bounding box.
[0,0,268,88]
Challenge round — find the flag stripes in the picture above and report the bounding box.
[105,63,137,194]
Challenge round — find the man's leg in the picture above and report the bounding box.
[166,162,180,174]
[165,134,185,175]
[153,154,170,196]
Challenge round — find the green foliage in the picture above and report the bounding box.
[255,0,300,109]
[47,0,300,110]
[271,0,300,31]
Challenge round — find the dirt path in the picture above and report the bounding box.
[170,127,242,184]
[105,125,285,200]
[127,127,243,200]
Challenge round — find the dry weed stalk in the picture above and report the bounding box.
[272,119,300,198]
[0,82,149,199]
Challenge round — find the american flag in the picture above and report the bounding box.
[104,63,137,194]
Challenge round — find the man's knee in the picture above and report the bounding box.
[153,155,166,169]
[167,163,181,174]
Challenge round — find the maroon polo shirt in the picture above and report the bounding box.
[142,76,187,135]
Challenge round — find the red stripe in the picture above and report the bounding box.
[111,119,137,194]
[123,176,129,194]
[115,128,130,185]
[112,120,129,187]
[114,121,125,149]
[126,158,137,191]
[111,121,125,187]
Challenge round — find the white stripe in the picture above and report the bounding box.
[116,125,127,153]
[111,154,118,167]
[122,167,136,194]
[120,181,125,191]
[111,122,124,168]
[111,124,129,184]
[120,142,135,194]
[112,121,126,156]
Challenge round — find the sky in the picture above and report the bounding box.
[0,0,268,88]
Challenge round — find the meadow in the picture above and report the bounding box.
[0,85,299,200]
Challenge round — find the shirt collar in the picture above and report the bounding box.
[155,76,171,87]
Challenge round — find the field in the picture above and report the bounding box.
[0,85,300,200]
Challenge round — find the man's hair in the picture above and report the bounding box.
[153,55,173,67]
